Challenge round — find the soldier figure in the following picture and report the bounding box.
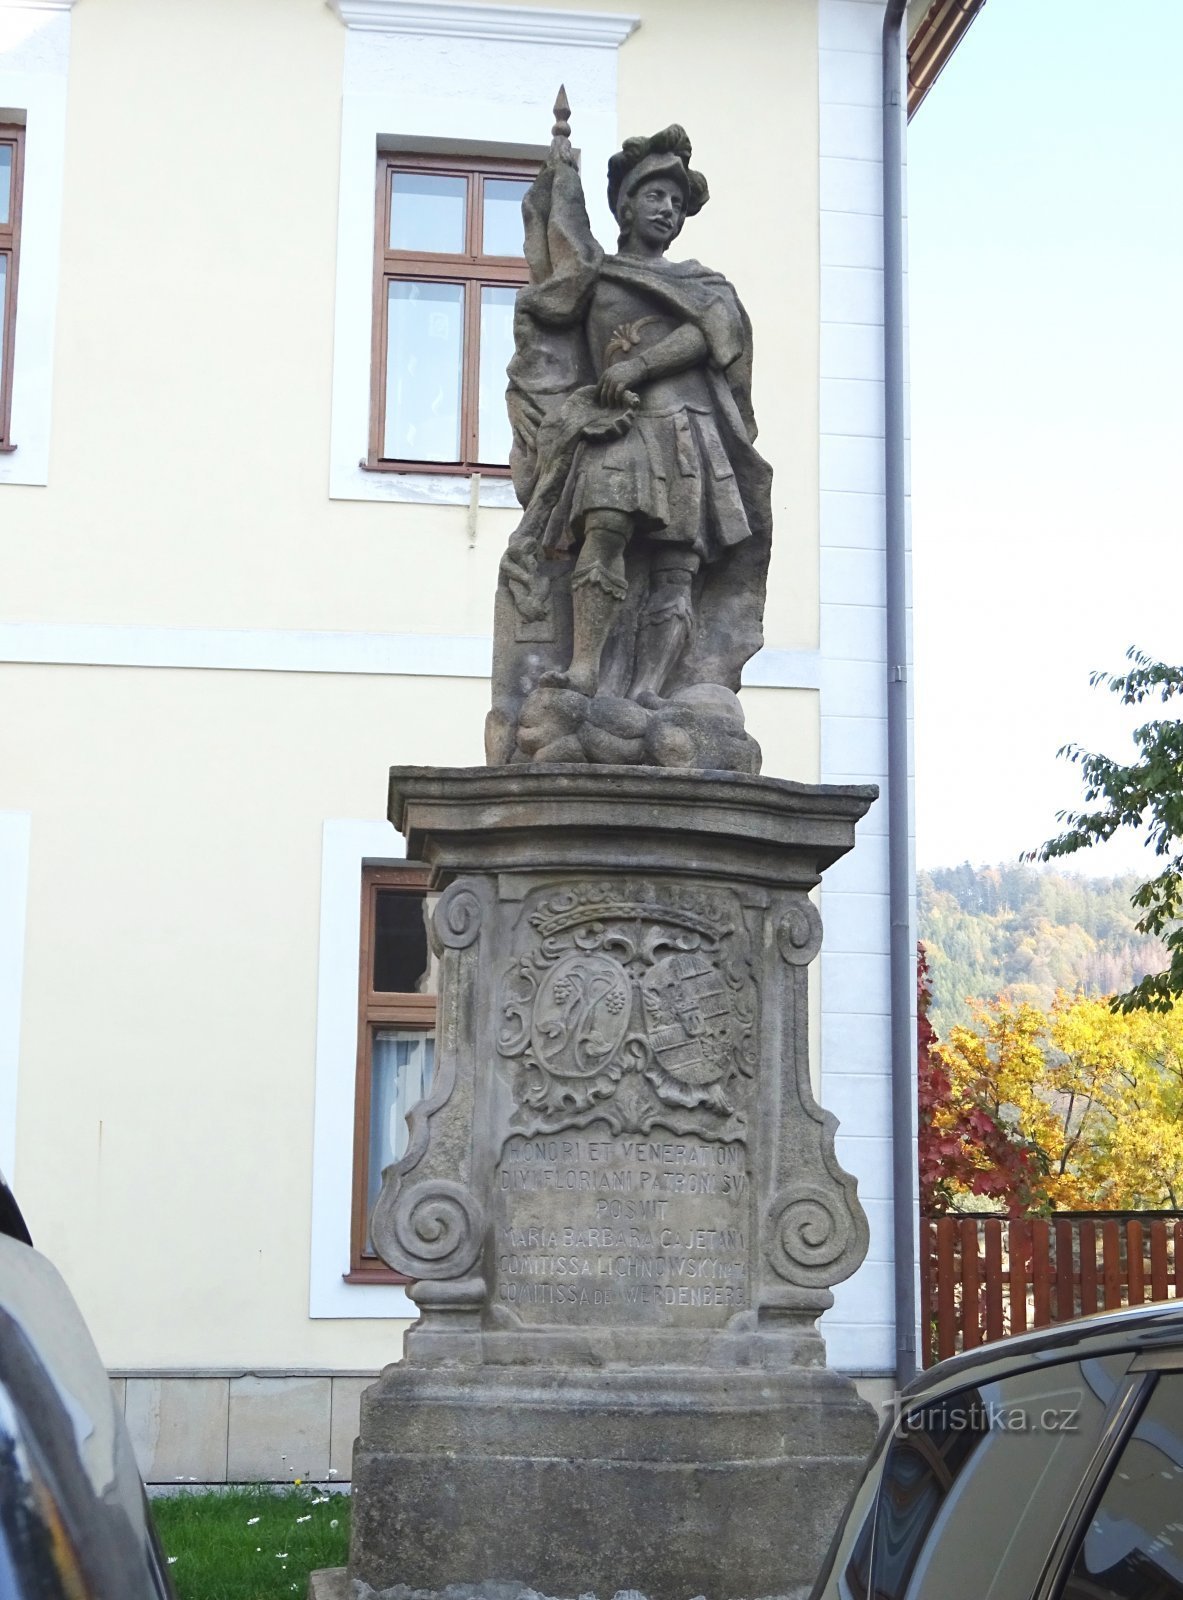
[490,102,773,769]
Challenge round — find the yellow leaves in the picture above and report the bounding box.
[932,991,1183,1211]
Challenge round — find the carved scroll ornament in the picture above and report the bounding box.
[371,1178,486,1282]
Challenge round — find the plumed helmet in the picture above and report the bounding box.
[607,125,710,224]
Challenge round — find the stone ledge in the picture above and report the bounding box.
[388,764,877,888]
[311,1581,811,1600]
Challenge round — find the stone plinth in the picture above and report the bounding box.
[342,766,879,1600]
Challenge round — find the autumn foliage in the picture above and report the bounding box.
[918,948,1039,1215]
[918,945,1183,1214]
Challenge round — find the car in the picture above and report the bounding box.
[0,1171,177,1599]
[811,1300,1183,1600]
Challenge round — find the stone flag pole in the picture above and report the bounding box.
[317,97,879,1600]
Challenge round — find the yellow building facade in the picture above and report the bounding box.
[1,0,916,1479]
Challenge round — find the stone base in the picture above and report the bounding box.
[308,1571,350,1600]
[344,1364,877,1600]
[511,685,761,773]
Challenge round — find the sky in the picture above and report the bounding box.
[907,0,1182,876]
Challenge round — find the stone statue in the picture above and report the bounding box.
[325,100,880,1600]
[486,93,774,774]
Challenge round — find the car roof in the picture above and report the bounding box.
[903,1299,1183,1405]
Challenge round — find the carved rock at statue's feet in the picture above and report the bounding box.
[514,682,760,772]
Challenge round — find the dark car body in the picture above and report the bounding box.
[811,1301,1183,1600]
[0,1177,176,1599]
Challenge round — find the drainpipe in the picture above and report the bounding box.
[882,0,917,1390]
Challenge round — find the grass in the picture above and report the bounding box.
[151,1485,351,1600]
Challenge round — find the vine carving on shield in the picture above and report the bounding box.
[497,880,757,1139]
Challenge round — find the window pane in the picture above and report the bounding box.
[0,256,6,384]
[367,1030,436,1246]
[853,1358,1125,1600]
[482,178,529,256]
[389,172,466,254]
[0,146,11,226]
[384,280,463,462]
[373,890,428,993]
[478,285,516,465]
[1059,1373,1183,1600]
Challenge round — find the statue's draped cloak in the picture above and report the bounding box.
[492,156,774,742]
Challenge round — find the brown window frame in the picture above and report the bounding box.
[347,863,436,1283]
[366,151,534,478]
[0,124,25,452]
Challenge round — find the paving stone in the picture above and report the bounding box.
[329,1375,374,1480]
[228,1374,331,1482]
[125,1376,228,1483]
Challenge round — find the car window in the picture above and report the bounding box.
[1057,1370,1183,1599]
[814,1356,1128,1600]
[0,1173,31,1246]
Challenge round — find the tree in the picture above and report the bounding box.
[924,988,1183,1213]
[917,947,1040,1215]
[1029,649,1183,1013]
[1077,1005,1183,1207]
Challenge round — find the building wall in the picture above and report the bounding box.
[815,0,915,1376]
[1,0,856,1411]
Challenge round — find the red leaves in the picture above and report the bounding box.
[918,944,1038,1218]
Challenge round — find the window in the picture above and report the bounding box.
[368,154,533,475]
[816,1357,1127,1600]
[0,124,25,451]
[349,865,436,1281]
[1058,1372,1183,1600]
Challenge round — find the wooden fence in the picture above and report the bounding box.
[921,1214,1183,1367]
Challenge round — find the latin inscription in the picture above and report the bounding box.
[492,1128,750,1326]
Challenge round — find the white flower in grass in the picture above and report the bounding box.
[329,1519,339,1529]
[247,1516,260,1526]
[276,1551,289,1559]
[167,1557,178,1565]
[296,1514,311,1524]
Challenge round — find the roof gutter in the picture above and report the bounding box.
[882,0,917,1390]
[907,0,989,119]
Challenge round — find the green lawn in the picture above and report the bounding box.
[151,1485,350,1600]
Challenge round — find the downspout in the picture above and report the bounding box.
[882,0,917,1390]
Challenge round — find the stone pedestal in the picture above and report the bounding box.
[340,766,880,1600]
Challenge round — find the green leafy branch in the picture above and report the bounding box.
[1028,649,1183,1013]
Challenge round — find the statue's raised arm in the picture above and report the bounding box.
[487,94,773,775]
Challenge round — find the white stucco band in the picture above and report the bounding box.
[0,1,74,488]
[326,0,638,507]
[816,0,913,1379]
[0,621,821,690]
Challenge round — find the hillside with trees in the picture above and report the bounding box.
[919,863,1167,1035]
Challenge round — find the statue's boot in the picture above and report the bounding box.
[629,553,698,705]
[541,518,628,697]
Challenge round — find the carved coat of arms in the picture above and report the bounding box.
[497,880,757,1139]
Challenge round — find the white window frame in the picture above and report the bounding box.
[0,0,74,488]
[309,818,420,1317]
[326,0,638,510]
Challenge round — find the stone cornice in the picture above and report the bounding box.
[328,0,638,48]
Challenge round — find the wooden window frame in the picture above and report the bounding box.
[0,124,25,452]
[366,151,534,478]
[347,863,436,1283]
